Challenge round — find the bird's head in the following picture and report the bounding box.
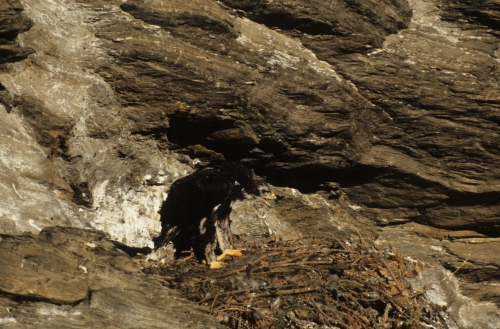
[245,177,276,207]
[260,185,277,207]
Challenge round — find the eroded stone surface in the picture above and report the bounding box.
[0,227,223,328]
[1,0,500,327]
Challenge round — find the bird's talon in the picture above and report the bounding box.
[210,261,227,269]
[217,249,244,261]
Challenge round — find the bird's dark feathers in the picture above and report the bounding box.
[153,161,270,259]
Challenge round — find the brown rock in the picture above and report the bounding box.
[0,0,34,65]
[0,227,224,328]
[1,0,500,327]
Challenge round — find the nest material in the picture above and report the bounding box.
[143,236,447,329]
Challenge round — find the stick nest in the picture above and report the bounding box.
[143,236,447,329]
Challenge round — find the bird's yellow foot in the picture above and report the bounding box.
[216,249,245,261]
[209,261,228,269]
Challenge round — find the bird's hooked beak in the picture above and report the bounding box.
[262,193,277,207]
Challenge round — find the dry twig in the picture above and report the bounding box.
[144,235,448,329]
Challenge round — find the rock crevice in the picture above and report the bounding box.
[1,0,500,327]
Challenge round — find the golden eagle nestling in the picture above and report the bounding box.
[153,161,276,268]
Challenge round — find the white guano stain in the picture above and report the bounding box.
[29,219,42,232]
[78,265,88,273]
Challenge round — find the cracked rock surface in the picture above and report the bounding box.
[1,0,500,327]
[0,227,223,328]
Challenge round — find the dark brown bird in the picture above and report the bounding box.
[153,161,275,268]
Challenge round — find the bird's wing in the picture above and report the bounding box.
[154,168,234,249]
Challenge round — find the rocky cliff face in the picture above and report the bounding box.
[1,0,500,327]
